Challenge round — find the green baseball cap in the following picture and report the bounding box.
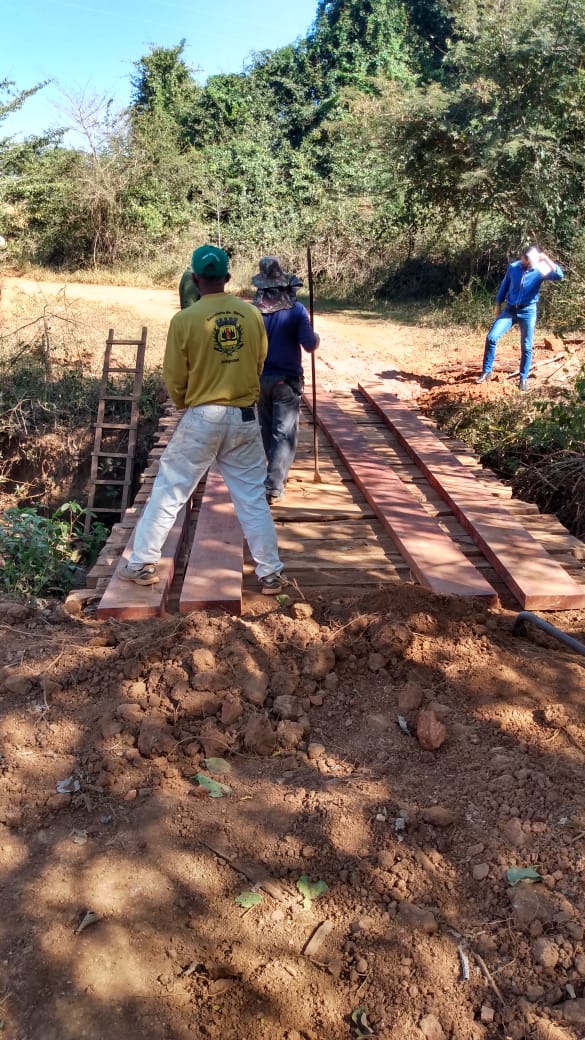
[191,244,229,278]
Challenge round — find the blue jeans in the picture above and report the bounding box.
[482,304,537,380]
[129,405,282,578]
[258,374,302,498]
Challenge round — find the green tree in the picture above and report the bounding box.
[374,0,585,272]
[309,0,412,88]
[130,41,201,148]
[402,0,455,78]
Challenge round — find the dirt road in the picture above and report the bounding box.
[1,275,483,391]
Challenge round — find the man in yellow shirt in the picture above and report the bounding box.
[120,245,288,595]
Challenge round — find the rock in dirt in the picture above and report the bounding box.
[126,680,148,701]
[533,937,560,969]
[199,721,230,758]
[100,716,123,739]
[290,602,313,620]
[220,695,243,726]
[0,667,33,696]
[297,713,311,735]
[62,589,98,616]
[272,694,302,720]
[368,619,412,656]
[398,682,424,712]
[0,599,32,623]
[169,680,189,704]
[270,669,300,698]
[116,702,144,725]
[416,709,447,751]
[377,849,396,869]
[191,647,216,671]
[277,720,305,748]
[421,806,457,827]
[558,999,585,1026]
[500,816,527,848]
[396,901,438,934]
[509,882,555,928]
[244,717,278,756]
[419,1013,445,1040]
[473,863,490,881]
[190,670,226,693]
[137,719,176,758]
[239,673,269,706]
[181,691,222,718]
[301,646,336,680]
[368,652,387,671]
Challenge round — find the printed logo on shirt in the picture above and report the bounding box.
[213,316,243,358]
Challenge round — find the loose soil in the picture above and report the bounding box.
[1,277,585,1040]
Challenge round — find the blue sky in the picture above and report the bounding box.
[2,0,319,139]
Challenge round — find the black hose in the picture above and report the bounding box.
[513,611,585,658]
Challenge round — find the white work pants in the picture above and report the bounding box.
[128,405,282,578]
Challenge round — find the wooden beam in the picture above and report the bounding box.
[96,504,189,620]
[179,468,244,615]
[302,387,498,604]
[360,383,585,610]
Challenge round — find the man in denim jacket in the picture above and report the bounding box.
[477,246,564,390]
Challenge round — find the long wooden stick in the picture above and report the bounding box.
[306,246,322,483]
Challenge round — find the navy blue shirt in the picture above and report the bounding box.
[261,302,319,379]
[496,260,564,308]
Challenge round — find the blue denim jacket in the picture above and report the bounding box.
[496,260,564,308]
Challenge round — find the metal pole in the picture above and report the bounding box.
[307,246,322,483]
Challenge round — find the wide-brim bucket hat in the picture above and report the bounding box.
[252,256,302,290]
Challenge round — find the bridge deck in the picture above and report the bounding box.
[90,387,585,619]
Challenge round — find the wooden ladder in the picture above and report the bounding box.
[85,327,147,532]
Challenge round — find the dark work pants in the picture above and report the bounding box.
[258,374,302,498]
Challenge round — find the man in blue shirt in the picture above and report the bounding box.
[252,257,320,504]
[477,246,564,390]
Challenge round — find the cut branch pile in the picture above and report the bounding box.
[513,451,585,539]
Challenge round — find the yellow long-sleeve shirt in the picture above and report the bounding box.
[163,292,268,409]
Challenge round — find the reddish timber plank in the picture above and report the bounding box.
[360,383,585,610]
[179,468,243,615]
[302,387,498,603]
[96,504,189,620]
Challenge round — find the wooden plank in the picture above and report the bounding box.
[243,566,409,588]
[275,520,401,565]
[179,468,244,615]
[360,383,585,610]
[96,504,189,620]
[267,479,375,520]
[302,388,498,604]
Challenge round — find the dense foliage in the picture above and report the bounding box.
[2,1,585,322]
[0,502,106,598]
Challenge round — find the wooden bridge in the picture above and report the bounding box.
[87,382,585,619]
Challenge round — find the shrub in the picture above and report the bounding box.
[427,368,585,539]
[0,502,107,599]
